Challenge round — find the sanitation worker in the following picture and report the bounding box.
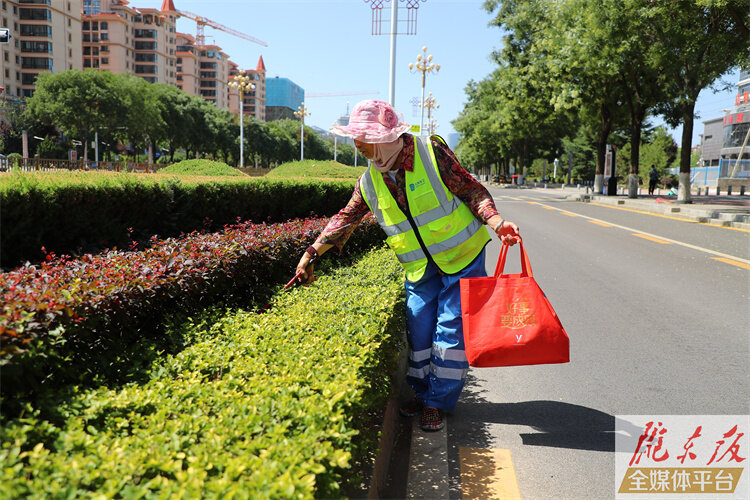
[295,100,520,431]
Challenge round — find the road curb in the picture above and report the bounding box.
[571,193,750,229]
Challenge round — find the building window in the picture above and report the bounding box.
[134,29,156,38]
[83,46,90,55]
[4,68,8,78]
[135,53,156,62]
[3,51,7,61]
[176,74,182,81]
[92,21,98,30]
[83,33,89,42]
[23,89,34,98]
[100,21,107,30]
[83,21,89,30]
[19,8,51,21]
[68,18,71,27]
[134,41,156,50]
[100,33,108,41]
[22,57,52,70]
[83,58,90,67]
[101,57,108,65]
[135,65,157,74]
[21,73,37,85]
[20,24,52,37]
[100,45,108,52]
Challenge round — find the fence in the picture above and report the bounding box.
[0,157,167,173]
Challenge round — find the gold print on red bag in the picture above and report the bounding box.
[500,297,536,330]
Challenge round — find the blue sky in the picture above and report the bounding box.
[129,0,739,148]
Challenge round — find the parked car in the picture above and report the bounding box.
[493,175,510,183]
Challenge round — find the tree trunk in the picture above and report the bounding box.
[678,101,696,204]
[628,118,642,198]
[595,103,613,194]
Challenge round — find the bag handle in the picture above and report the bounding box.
[494,237,533,278]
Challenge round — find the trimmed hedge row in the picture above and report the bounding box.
[1,216,383,415]
[0,246,406,499]
[0,171,357,269]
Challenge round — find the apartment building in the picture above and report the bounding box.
[265,76,304,121]
[81,0,177,85]
[1,0,82,99]
[228,55,265,121]
[175,31,197,95]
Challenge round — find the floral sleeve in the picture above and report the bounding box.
[315,177,371,251]
[432,138,500,223]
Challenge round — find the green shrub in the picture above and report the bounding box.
[0,172,358,269]
[158,159,245,176]
[266,160,366,180]
[0,246,405,499]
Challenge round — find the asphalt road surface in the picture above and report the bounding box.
[405,187,749,500]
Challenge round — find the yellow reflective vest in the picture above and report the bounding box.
[360,135,491,282]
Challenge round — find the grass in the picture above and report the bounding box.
[157,159,246,176]
[265,160,366,180]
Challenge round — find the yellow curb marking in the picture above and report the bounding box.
[590,202,700,223]
[712,257,750,270]
[533,201,750,266]
[588,220,614,227]
[590,202,750,233]
[460,447,521,500]
[632,233,673,244]
[561,211,581,217]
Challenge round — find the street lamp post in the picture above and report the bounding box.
[409,46,440,136]
[229,72,256,168]
[422,92,439,135]
[294,102,310,161]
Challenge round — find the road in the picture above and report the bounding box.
[396,187,750,500]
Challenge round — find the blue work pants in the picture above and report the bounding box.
[404,249,487,411]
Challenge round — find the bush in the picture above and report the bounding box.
[0,172,358,269]
[266,160,366,180]
[0,215,385,413]
[660,175,677,188]
[157,159,244,176]
[0,247,405,499]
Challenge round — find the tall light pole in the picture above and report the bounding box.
[294,102,310,161]
[422,92,439,135]
[228,72,255,168]
[409,46,439,136]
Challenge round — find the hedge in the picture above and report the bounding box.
[1,215,384,415]
[0,246,406,499]
[0,171,358,269]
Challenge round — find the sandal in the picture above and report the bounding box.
[420,406,444,431]
[399,398,423,417]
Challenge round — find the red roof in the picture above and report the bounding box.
[161,0,177,11]
[256,55,266,72]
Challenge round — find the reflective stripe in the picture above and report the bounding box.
[424,218,484,256]
[433,346,468,363]
[412,197,462,227]
[395,245,427,264]
[408,365,430,379]
[431,365,468,380]
[415,137,449,206]
[410,348,432,363]
[359,173,382,220]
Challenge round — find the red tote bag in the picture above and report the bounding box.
[459,239,569,367]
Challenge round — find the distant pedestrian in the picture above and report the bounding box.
[295,100,520,432]
[648,165,658,195]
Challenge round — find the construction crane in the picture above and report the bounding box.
[177,10,267,47]
[306,90,380,98]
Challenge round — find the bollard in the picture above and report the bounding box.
[698,187,702,196]
[728,185,732,196]
[716,186,720,196]
[741,186,746,196]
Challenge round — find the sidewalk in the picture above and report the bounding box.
[518,184,750,230]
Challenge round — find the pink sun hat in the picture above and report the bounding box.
[330,99,411,144]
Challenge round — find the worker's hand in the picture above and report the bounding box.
[490,218,520,246]
[295,253,317,285]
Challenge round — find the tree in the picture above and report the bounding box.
[647,0,750,202]
[26,70,125,162]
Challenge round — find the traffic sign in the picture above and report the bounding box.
[0,29,11,44]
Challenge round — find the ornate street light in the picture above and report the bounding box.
[228,72,256,168]
[294,102,310,161]
[409,46,439,136]
[422,92,439,135]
